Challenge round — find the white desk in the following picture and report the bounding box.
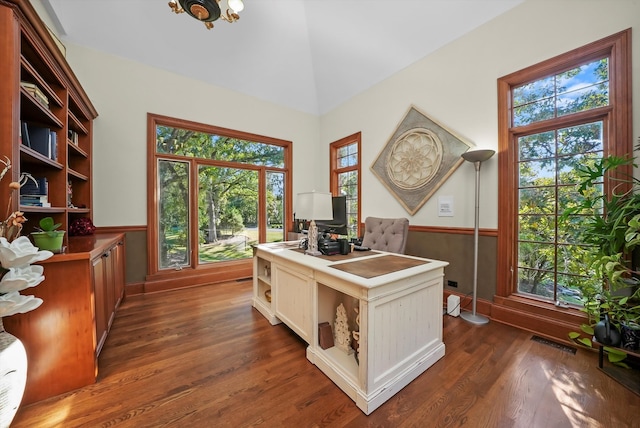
[252,242,448,414]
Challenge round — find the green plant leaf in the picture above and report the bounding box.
[604,346,628,363]
[38,216,61,232]
[39,216,54,230]
[577,337,592,347]
[580,324,595,335]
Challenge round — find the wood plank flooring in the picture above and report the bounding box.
[12,279,640,427]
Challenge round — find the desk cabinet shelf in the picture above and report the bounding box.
[252,252,279,325]
[316,283,361,383]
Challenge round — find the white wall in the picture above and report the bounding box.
[321,0,640,229]
[57,46,320,227]
[33,0,640,229]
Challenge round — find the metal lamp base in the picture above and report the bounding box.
[460,311,489,325]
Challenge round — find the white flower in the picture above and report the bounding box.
[0,291,43,317]
[0,236,53,268]
[0,265,45,293]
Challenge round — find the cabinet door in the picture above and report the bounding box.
[113,241,125,308]
[104,249,116,330]
[273,263,313,343]
[93,254,108,356]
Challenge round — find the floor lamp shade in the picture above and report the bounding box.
[460,149,495,325]
[296,191,334,256]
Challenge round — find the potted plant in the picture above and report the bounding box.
[31,217,65,253]
[564,141,640,360]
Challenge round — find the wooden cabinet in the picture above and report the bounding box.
[3,233,125,405]
[93,240,125,356]
[0,0,97,242]
[93,252,109,355]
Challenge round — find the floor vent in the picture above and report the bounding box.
[530,335,577,354]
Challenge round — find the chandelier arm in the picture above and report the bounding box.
[168,1,184,14]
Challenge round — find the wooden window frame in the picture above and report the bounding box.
[494,30,632,326]
[145,113,292,291]
[330,132,362,237]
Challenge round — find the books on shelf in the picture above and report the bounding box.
[22,123,58,161]
[20,81,49,108]
[20,121,30,148]
[20,176,48,196]
[68,129,79,145]
[20,195,51,208]
[20,176,50,207]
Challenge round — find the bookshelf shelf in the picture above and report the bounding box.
[68,168,88,181]
[68,141,88,158]
[20,89,63,128]
[19,205,66,214]
[68,110,89,135]
[20,56,64,107]
[20,145,64,169]
[68,207,91,214]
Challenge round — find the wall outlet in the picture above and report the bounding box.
[447,280,458,288]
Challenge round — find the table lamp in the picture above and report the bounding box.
[296,191,333,256]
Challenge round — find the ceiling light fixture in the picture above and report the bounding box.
[168,0,244,30]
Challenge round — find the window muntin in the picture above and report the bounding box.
[197,165,259,263]
[158,159,190,269]
[516,120,606,304]
[513,58,609,127]
[156,125,285,167]
[337,143,358,168]
[266,171,285,243]
[330,134,361,239]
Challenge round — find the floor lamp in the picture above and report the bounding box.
[460,149,495,325]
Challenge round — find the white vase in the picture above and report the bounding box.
[0,317,27,428]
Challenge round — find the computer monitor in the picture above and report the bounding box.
[316,196,348,236]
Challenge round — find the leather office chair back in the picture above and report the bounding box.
[361,217,409,254]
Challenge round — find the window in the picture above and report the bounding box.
[497,30,632,306]
[330,133,361,239]
[148,114,292,278]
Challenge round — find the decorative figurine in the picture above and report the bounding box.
[334,303,353,355]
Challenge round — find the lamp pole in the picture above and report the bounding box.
[460,149,495,325]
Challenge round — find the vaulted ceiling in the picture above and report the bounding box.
[43,0,523,115]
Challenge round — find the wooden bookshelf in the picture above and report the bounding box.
[0,0,97,240]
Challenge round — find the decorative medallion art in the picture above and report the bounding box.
[371,106,474,215]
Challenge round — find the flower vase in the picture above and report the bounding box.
[0,317,28,428]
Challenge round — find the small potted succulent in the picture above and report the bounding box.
[31,216,65,253]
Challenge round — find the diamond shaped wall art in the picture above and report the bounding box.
[371,105,474,215]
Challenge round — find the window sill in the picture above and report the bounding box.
[491,294,587,344]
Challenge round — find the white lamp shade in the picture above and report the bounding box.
[296,191,333,220]
[461,149,495,163]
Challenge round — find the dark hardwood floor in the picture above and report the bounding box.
[12,279,640,427]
